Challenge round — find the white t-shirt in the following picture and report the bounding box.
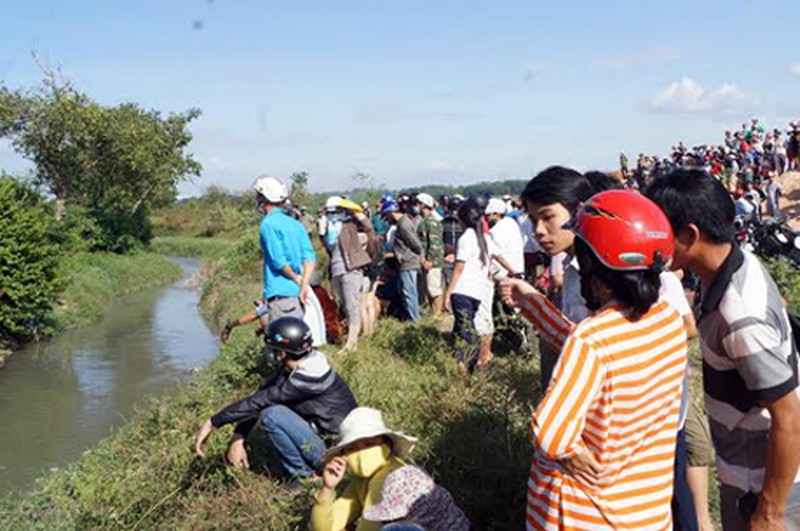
[562,256,590,323]
[490,216,525,278]
[385,225,397,251]
[659,270,692,430]
[452,228,498,300]
[518,215,542,253]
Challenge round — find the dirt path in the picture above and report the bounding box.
[777,171,800,230]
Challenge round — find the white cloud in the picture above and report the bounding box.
[596,47,681,71]
[647,77,756,118]
[790,62,800,75]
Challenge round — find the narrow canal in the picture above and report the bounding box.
[0,257,217,495]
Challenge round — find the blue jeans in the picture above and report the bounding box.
[451,293,480,365]
[259,405,325,478]
[672,428,698,530]
[399,269,420,322]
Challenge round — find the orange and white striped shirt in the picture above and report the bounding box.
[519,292,687,530]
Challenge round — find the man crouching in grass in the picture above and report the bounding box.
[194,317,356,481]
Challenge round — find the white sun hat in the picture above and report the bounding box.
[485,197,508,215]
[321,407,418,463]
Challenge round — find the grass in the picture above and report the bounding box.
[8,236,800,529]
[0,238,538,530]
[150,235,240,260]
[53,252,183,331]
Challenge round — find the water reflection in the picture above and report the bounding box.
[0,257,218,495]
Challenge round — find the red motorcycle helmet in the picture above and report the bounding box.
[573,190,674,271]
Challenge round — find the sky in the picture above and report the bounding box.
[1,0,799,196]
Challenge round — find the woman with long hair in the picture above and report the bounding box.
[503,191,688,529]
[444,197,516,372]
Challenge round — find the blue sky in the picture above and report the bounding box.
[1,0,798,196]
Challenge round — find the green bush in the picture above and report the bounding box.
[763,257,800,313]
[0,176,63,342]
[48,205,102,253]
[89,202,154,253]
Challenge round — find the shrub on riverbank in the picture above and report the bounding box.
[0,176,63,343]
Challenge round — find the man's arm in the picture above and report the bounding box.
[724,309,800,528]
[751,391,800,528]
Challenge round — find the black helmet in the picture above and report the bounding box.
[264,317,313,358]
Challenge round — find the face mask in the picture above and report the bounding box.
[487,217,498,228]
[346,443,390,478]
[325,218,343,249]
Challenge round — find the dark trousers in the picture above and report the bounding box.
[451,293,480,364]
[672,428,698,530]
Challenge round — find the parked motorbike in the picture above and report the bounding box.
[751,215,800,268]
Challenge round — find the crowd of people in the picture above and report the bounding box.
[622,117,800,191]
[191,117,800,530]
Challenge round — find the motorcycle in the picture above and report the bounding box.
[751,215,800,268]
[734,215,755,252]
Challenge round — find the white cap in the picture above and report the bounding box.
[325,196,344,212]
[485,197,508,215]
[253,175,288,203]
[416,193,436,209]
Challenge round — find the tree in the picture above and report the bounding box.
[0,175,63,342]
[0,73,202,250]
[289,171,312,208]
[349,171,385,208]
[0,76,101,219]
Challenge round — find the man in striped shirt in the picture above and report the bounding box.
[647,170,800,530]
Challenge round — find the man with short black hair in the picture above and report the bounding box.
[647,170,800,530]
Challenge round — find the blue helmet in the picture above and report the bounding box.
[380,200,400,214]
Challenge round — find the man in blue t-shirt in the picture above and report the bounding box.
[219,176,316,342]
[255,176,316,325]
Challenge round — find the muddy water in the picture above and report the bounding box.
[0,257,218,495]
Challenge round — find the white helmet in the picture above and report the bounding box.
[253,175,288,203]
[325,196,344,212]
[416,193,436,209]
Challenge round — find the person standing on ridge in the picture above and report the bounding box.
[381,200,423,322]
[220,176,317,340]
[416,193,445,319]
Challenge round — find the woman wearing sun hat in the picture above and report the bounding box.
[310,407,418,531]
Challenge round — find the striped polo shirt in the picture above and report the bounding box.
[698,246,799,496]
[521,293,687,529]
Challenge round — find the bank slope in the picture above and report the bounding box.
[0,238,536,530]
[53,252,183,332]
